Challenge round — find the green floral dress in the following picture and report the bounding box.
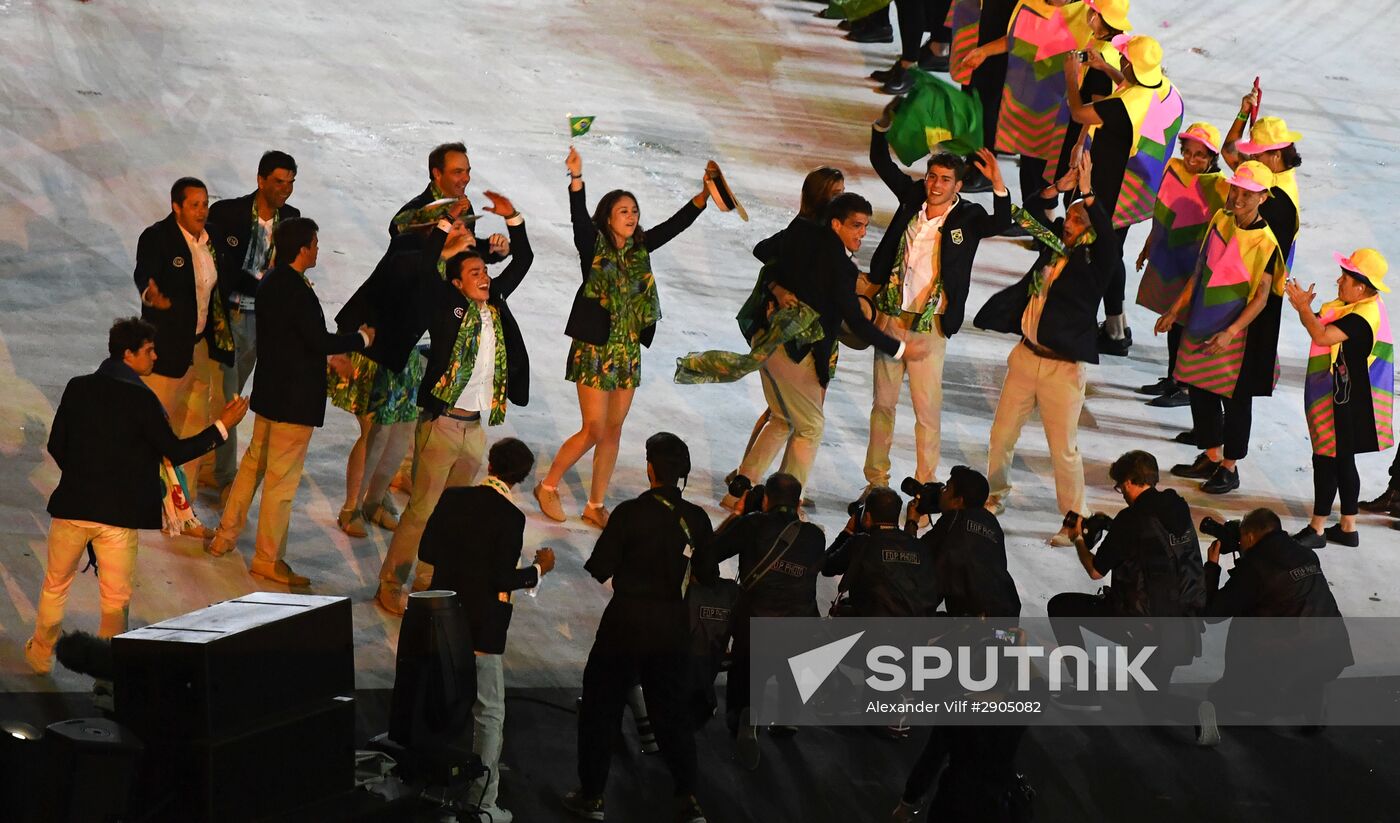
[326,350,424,422]
[565,236,659,391]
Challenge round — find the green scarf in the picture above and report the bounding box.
[1012,205,1096,298]
[675,303,823,384]
[204,241,235,359]
[430,301,508,425]
[587,234,659,337]
[392,182,452,233]
[877,214,945,333]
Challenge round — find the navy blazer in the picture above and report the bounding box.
[250,265,365,427]
[206,191,301,302]
[48,364,224,529]
[132,213,233,377]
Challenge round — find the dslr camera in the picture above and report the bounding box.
[727,474,765,514]
[1063,510,1113,549]
[1200,516,1242,553]
[900,477,945,517]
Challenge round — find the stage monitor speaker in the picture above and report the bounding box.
[35,718,144,823]
[112,592,354,740]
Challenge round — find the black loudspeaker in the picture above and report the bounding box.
[111,593,356,821]
[31,718,143,823]
[389,590,476,751]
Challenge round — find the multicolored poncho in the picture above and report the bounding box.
[1173,212,1285,398]
[1107,80,1186,229]
[996,0,1105,170]
[1135,160,1230,315]
[1305,296,1395,457]
[946,0,983,87]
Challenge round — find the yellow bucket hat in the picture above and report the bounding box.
[1118,34,1163,86]
[1085,0,1132,32]
[1227,160,1274,192]
[1237,116,1302,154]
[1334,248,1390,294]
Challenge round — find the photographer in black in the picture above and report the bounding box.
[1197,508,1352,745]
[823,487,939,619]
[919,466,1020,619]
[1047,450,1204,710]
[709,472,825,770]
[893,466,1028,823]
[564,433,716,823]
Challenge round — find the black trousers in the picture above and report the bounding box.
[1313,414,1360,516]
[1188,386,1254,461]
[578,600,697,798]
[896,1,952,62]
[1102,226,1132,316]
[1018,155,1053,215]
[724,613,802,732]
[1166,323,1183,380]
[903,725,1025,810]
[969,0,1013,149]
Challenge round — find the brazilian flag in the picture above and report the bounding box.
[569,116,596,137]
[886,70,983,165]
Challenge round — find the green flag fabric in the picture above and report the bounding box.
[886,70,984,165]
[825,0,892,20]
[569,116,596,137]
[675,303,824,385]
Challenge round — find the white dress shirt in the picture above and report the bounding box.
[900,197,957,313]
[178,224,219,335]
[454,302,496,414]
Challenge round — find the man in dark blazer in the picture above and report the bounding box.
[724,193,931,505]
[206,151,300,492]
[418,438,555,822]
[376,192,533,615]
[388,141,507,264]
[132,177,234,505]
[25,318,247,675]
[864,107,1012,493]
[208,218,371,586]
[973,154,1119,540]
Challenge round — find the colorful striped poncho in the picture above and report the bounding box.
[1273,168,1302,268]
[995,0,1103,169]
[1305,296,1395,457]
[947,0,983,87]
[1173,212,1285,398]
[1109,80,1186,229]
[1135,160,1230,315]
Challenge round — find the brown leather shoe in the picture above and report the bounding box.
[337,508,368,538]
[364,500,400,531]
[375,582,405,616]
[24,638,52,675]
[534,483,566,522]
[582,503,610,529]
[206,531,237,557]
[250,560,310,587]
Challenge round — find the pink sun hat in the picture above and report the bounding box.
[1333,248,1390,294]
[1226,160,1274,192]
[1178,122,1221,154]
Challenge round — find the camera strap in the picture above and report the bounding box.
[741,519,803,592]
[653,492,695,599]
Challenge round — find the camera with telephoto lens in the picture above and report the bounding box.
[727,474,765,513]
[900,477,945,516]
[1200,516,1242,553]
[1063,510,1113,549]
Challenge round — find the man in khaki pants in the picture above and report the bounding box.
[863,112,1011,493]
[377,194,533,614]
[209,218,371,585]
[974,156,1119,543]
[27,318,246,674]
[132,177,236,512]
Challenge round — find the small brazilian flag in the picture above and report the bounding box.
[569,116,596,137]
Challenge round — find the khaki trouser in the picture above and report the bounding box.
[212,308,257,487]
[986,342,1087,516]
[142,338,223,502]
[218,414,314,567]
[30,519,139,661]
[864,324,948,487]
[379,414,486,590]
[737,347,826,487]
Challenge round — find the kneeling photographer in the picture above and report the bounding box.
[1047,451,1205,709]
[823,486,938,618]
[918,466,1020,619]
[710,472,826,768]
[1199,508,1352,740]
